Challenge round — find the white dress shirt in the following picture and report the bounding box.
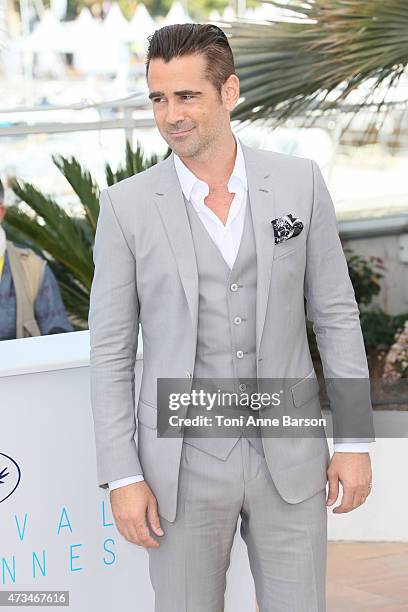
[108,136,369,491]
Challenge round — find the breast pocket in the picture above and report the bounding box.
[273,233,306,261]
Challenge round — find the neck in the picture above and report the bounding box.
[177,131,237,189]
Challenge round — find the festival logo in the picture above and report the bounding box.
[0,453,21,503]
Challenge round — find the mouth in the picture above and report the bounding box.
[168,127,195,138]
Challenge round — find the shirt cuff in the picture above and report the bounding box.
[108,475,144,491]
[334,442,371,453]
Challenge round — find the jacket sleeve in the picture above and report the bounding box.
[88,188,142,489]
[304,160,375,444]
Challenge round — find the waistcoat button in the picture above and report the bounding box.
[230,283,238,292]
[236,350,244,359]
[234,316,242,325]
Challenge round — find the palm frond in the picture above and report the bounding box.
[226,0,408,135]
[7,181,93,290]
[4,140,167,329]
[52,154,100,233]
[105,139,172,185]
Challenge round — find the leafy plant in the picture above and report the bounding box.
[228,0,408,142]
[105,139,169,185]
[3,140,170,329]
[343,248,385,307]
[360,309,408,352]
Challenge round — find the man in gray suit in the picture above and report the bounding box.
[89,23,374,611]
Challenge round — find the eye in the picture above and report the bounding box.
[152,97,165,104]
[181,95,195,101]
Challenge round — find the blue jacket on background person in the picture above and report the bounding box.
[0,246,73,340]
[0,177,73,340]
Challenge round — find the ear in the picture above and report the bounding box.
[222,74,240,112]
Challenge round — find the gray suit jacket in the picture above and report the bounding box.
[88,140,374,522]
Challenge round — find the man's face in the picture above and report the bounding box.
[147,53,238,158]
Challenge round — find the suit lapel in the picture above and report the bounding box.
[154,153,199,343]
[153,141,277,356]
[240,141,277,355]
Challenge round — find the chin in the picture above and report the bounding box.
[171,144,190,157]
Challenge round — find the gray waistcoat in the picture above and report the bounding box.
[183,191,263,459]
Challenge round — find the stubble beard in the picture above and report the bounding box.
[169,122,225,162]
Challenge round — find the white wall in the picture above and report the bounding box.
[0,331,255,608]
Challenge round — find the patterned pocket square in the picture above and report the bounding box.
[271,214,304,244]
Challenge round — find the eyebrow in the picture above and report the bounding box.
[148,90,203,100]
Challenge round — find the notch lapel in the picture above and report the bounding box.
[240,141,277,355]
[154,153,199,343]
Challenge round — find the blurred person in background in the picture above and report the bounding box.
[0,177,73,340]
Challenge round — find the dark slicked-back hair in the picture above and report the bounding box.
[146,23,235,95]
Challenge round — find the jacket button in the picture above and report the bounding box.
[236,350,244,359]
[230,283,238,292]
[234,316,242,325]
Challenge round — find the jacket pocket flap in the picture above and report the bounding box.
[291,372,320,408]
[137,399,158,429]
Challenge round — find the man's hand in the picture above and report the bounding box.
[326,452,372,513]
[110,481,164,547]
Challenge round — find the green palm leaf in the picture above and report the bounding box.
[52,154,100,233]
[105,139,171,185]
[227,0,408,137]
[4,140,167,329]
[7,180,93,289]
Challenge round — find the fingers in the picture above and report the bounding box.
[332,482,372,514]
[326,470,339,507]
[119,511,160,548]
[328,453,372,514]
[127,516,160,548]
[110,481,165,548]
[353,483,372,509]
[147,497,164,537]
[354,492,368,508]
[113,491,163,548]
[332,486,355,514]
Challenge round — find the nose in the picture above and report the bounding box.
[165,98,185,127]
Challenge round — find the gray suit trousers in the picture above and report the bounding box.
[147,437,327,612]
